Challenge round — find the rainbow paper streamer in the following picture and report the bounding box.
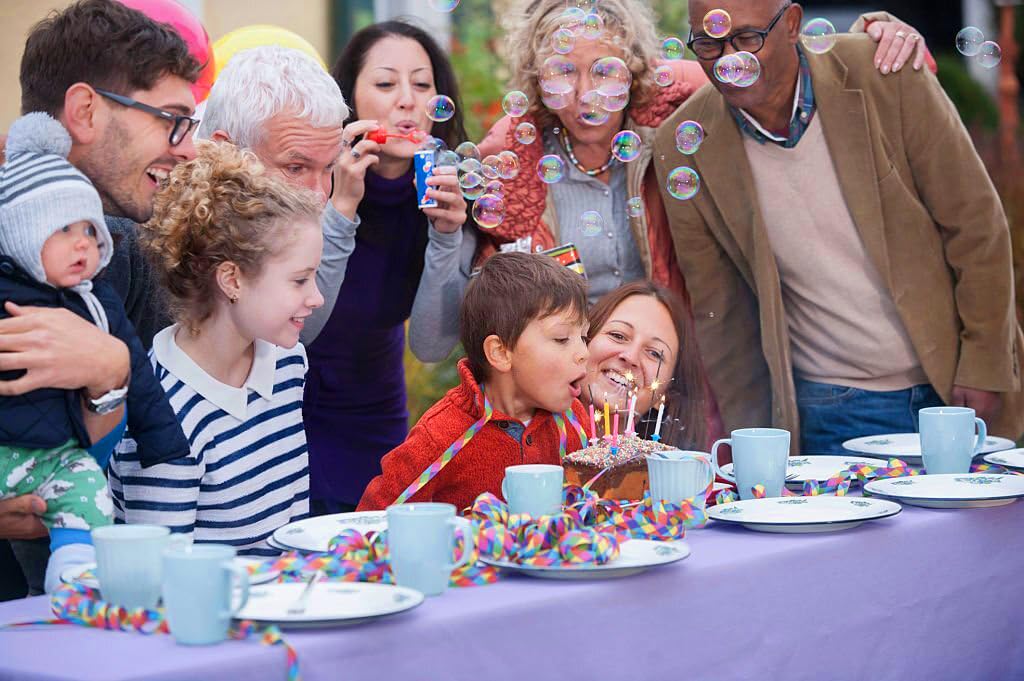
[1,583,300,681]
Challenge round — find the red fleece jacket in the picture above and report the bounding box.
[358,360,591,513]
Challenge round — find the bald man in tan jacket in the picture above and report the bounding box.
[655,0,1022,454]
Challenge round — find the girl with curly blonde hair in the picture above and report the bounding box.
[109,140,325,556]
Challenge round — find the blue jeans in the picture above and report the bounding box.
[795,377,944,455]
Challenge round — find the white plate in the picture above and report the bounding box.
[720,455,888,488]
[235,581,423,628]
[479,539,689,579]
[60,557,280,591]
[842,433,1015,463]
[707,495,901,533]
[865,472,1024,508]
[272,511,387,552]
[984,448,1024,472]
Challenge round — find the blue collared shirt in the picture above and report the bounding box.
[731,46,816,148]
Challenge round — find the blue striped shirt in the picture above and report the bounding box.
[109,326,310,556]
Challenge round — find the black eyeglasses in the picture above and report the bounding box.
[687,3,791,61]
[94,88,199,146]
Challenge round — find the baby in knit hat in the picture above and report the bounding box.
[0,113,189,594]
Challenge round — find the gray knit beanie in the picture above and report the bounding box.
[0,112,111,284]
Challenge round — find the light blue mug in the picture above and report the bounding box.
[386,503,473,597]
[92,524,187,610]
[646,450,714,512]
[162,544,249,645]
[711,428,791,499]
[501,464,564,517]
[919,406,988,474]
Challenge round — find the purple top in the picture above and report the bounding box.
[303,169,429,506]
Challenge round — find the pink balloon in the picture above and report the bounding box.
[117,0,216,102]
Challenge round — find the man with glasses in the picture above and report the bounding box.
[654,0,1023,455]
[0,0,199,596]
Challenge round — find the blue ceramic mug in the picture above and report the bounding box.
[92,524,187,610]
[919,406,987,474]
[646,450,714,511]
[386,503,473,597]
[501,464,564,517]
[162,543,249,645]
[711,428,791,499]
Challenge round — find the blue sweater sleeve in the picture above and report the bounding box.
[95,282,189,467]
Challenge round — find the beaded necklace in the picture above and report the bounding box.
[558,127,614,177]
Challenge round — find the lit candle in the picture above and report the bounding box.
[588,403,596,443]
[603,400,611,439]
[652,396,666,441]
[625,391,637,436]
[613,413,620,447]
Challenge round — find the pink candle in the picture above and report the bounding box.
[625,391,637,436]
[613,413,620,447]
[588,403,596,441]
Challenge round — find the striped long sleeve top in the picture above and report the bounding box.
[109,326,310,556]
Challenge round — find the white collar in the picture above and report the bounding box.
[738,71,803,143]
[152,325,277,421]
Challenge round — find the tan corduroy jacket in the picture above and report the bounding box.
[653,34,1023,448]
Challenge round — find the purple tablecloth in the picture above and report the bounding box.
[2,499,1023,681]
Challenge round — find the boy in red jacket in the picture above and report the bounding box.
[358,252,591,512]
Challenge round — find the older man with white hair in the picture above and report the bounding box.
[199,45,376,342]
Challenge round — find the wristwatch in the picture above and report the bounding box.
[83,379,130,415]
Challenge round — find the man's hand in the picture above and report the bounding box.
[950,385,1003,424]
[0,495,47,540]
[0,302,129,398]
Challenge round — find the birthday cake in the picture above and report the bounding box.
[563,435,670,501]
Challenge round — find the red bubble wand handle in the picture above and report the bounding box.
[366,128,428,145]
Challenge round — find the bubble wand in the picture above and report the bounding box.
[366,127,428,145]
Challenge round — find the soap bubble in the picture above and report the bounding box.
[458,170,484,190]
[537,154,566,184]
[713,54,743,84]
[579,89,610,126]
[955,26,985,57]
[560,7,587,35]
[592,56,632,112]
[540,55,577,108]
[552,27,576,54]
[427,0,459,11]
[498,150,520,180]
[583,12,604,39]
[800,18,837,55]
[654,65,675,87]
[580,210,604,237]
[667,166,700,200]
[435,150,459,168]
[568,0,598,11]
[485,179,504,198]
[732,51,761,88]
[661,37,685,61]
[472,194,506,229]
[675,120,704,155]
[426,95,455,122]
[703,9,732,39]
[502,90,529,117]
[627,196,643,218]
[515,122,538,145]
[455,141,481,161]
[610,130,642,162]
[481,155,502,180]
[978,41,1002,68]
[462,182,486,201]
[457,157,482,176]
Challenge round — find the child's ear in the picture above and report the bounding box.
[209,130,232,143]
[215,262,243,304]
[482,334,513,374]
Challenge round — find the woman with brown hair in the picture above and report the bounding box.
[582,281,711,449]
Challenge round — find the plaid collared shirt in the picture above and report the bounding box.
[731,46,816,149]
